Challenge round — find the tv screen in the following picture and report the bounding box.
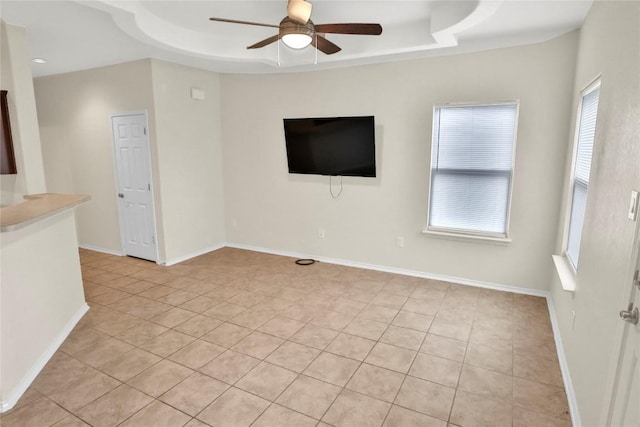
[284,116,376,177]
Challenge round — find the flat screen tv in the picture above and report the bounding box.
[284,116,376,177]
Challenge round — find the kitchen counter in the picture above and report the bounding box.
[0,193,90,232]
[1,192,90,412]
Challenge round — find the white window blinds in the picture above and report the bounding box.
[566,85,600,269]
[428,103,518,237]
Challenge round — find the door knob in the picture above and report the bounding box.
[619,303,639,325]
[118,193,124,198]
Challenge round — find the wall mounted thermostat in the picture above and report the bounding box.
[629,190,639,221]
[190,87,205,101]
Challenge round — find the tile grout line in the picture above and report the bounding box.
[15,249,570,426]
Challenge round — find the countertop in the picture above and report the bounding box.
[1,193,90,232]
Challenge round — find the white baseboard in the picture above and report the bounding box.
[225,242,549,297]
[78,243,123,257]
[0,303,90,413]
[161,243,226,266]
[546,297,581,427]
[79,242,228,266]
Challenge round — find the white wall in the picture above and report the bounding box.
[220,32,578,291]
[0,21,46,205]
[35,59,227,263]
[150,59,226,263]
[34,60,158,254]
[0,23,86,411]
[550,1,640,425]
[1,211,88,411]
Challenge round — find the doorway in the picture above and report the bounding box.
[606,222,640,425]
[111,112,158,262]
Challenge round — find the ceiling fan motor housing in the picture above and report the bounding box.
[279,17,314,39]
[209,9,381,55]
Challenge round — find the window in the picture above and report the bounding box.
[427,102,519,239]
[566,81,600,269]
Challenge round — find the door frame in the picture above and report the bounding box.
[601,216,640,425]
[110,110,160,263]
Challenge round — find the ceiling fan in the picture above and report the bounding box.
[209,0,382,55]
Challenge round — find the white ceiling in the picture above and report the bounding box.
[1,0,592,77]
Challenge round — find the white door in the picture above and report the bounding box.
[111,113,158,262]
[608,235,640,426]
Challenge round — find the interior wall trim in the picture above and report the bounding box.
[0,303,89,413]
[225,242,548,297]
[546,297,581,426]
[78,243,124,257]
[161,243,226,267]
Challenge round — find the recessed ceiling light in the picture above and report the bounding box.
[32,58,47,64]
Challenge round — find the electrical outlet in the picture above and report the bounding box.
[318,228,325,238]
[396,236,404,248]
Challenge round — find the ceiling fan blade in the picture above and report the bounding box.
[247,34,280,49]
[313,23,382,35]
[287,0,313,24]
[312,35,341,55]
[209,17,280,29]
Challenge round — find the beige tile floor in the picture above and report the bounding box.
[1,248,572,427]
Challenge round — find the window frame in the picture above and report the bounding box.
[563,77,601,272]
[424,100,520,242]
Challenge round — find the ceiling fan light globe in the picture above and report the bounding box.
[282,33,312,49]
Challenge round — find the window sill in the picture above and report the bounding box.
[552,254,576,292]
[421,228,512,246]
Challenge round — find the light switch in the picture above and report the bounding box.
[629,190,639,221]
